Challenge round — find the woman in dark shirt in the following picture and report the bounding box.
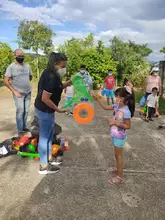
[35,52,70,174]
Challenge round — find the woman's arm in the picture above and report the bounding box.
[97,99,113,110]
[42,90,67,113]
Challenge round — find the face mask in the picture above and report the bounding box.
[80,70,85,74]
[58,67,67,77]
[153,72,158,76]
[108,73,112,76]
[16,57,24,64]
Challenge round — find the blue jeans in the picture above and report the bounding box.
[13,92,31,133]
[35,108,55,165]
[65,97,73,112]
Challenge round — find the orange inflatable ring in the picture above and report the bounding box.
[73,103,95,124]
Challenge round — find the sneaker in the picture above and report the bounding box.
[149,118,154,121]
[18,132,24,137]
[49,157,63,166]
[38,165,60,175]
[23,128,30,132]
[56,156,63,163]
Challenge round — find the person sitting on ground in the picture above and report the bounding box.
[104,69,116,105]
[145,87,159,122]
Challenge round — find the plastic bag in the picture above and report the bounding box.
[139,96,146,107]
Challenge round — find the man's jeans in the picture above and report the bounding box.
[35,108,55,165]
[13,92,31,133]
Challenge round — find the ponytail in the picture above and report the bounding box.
[115,87,135,118]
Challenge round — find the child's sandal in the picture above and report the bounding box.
[108,176,124,185]
[106,167,117,174]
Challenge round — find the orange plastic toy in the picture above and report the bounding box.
[73,103,95,124]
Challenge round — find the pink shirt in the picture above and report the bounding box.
[146,75,161,93]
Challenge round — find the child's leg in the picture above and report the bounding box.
[107,97,110,105]
[108,138,125,185]
[110,90,114,104]
[148,107,152,119]
[106,90,110,105]
[114,146,123,178]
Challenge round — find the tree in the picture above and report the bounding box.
[160,47,165,56]
[0,42,14,78]
[81,33,94,49]
[128,41,152,57]
[110,36,152,82]
[17,20,55,79]
[59,38,83,75]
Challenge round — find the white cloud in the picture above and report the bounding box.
[0,0,165,61]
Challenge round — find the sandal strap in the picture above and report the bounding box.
[108,176,124,185]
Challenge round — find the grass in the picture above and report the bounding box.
[135,91,165,115]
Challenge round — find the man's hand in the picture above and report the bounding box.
[13,90,22,98]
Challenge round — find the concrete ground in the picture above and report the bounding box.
[0,89,165,220]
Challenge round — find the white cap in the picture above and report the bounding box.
[151,67,159,73]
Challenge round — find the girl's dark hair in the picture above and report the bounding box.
[115,87,135,118]
[47,52,67,72]
[123,78,129,86]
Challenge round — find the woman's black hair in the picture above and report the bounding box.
[47,52,67,72]
[115,87,135,118]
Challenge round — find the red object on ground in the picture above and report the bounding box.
[19,136,30,145]
[34,157,40,161]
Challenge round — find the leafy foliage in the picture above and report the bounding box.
[0,26,154,89]
[17,20,55,78]
[59,34,118,87]
[0,42,14,78]
[110,36,152,81]
[160,47,165,56]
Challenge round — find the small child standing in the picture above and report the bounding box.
[145,87,159,122]
[94,88,132,185]
[64,81,74,116]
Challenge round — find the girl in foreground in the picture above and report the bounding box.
[94,88,133,184]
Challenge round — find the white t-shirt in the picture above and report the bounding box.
[147,94,158,108]
[65,85,74,97]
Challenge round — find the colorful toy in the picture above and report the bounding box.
[62,75,95,124]
[52,137,69,156]
[139,107,147,115]
[17,152,40,158]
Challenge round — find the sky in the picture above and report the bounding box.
[0,0,165,61]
